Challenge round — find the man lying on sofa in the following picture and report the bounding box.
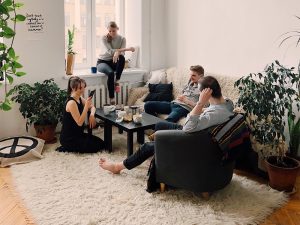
[144,65,205,123]
[99,76,234,174]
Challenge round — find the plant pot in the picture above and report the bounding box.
[34,123,57,144]
[66,54,75,75]
[265,156,300,192]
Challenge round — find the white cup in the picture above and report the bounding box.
[133,114,142,124]
[117,110,126,118]
[103,105,116,115]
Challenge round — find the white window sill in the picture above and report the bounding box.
[63,68,148,79]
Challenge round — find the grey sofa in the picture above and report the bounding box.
[154,129,235,193]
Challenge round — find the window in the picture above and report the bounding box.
[64,0,120,69]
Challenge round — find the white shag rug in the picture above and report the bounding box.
[11,131,288,225]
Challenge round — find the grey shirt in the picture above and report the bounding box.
[183,99,234,133]
[172,82,200,111]
[99,35,126,61]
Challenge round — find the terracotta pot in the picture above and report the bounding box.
[34,124,57,144]
[66,54,75,75]
[265,156,300,192]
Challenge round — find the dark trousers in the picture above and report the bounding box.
[97,55,125,98]
[144,101,189,123]
[123,121,182,170]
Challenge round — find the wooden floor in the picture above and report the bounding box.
[0,167,299,225]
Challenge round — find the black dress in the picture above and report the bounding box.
[59,96,104,153]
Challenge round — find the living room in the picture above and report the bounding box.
[0,0,300,224]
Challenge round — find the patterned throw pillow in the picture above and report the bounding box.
[0,136,44,167]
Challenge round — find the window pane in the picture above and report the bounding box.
[95,0,115,59]
[64,0,88,66]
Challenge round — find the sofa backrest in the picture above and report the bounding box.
[165,67,241,104]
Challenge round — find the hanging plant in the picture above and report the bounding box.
[0,0,26,111]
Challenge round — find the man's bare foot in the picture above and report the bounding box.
[99,158,123,174]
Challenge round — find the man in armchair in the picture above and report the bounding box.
[99,76,234,174]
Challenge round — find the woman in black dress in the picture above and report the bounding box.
[59,76,104,153]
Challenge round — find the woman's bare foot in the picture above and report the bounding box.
[99,158,124,174]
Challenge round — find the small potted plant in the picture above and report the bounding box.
[66,25,76,75]
[235,60,300,192]
[11,79,67,143]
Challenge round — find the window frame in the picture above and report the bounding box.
[65,0,124,70]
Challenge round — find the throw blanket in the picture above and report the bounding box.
[208,113,250,162]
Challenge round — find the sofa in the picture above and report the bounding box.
[127,67,240,125]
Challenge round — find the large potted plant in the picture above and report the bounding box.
[66,25,76,75]
[0,1,26,111]
[234,60,300,192]
[11,79,67,143]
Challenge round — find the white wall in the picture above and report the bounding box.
[125,0,166,70]
[0,0,66,138]
[166,0,300,76]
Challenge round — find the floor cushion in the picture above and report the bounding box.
[0,136,44,167]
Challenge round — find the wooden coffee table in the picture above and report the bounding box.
[95,109,164,156]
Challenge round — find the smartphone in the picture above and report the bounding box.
[88,89,96,98]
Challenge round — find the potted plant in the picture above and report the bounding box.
[0,1,26,111]
[234,60,300,192]
[280,15,300,158]
[11,79,67,143]
[66,25,76,75]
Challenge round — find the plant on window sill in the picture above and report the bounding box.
[66,25,76,75]
[0,0,26,111]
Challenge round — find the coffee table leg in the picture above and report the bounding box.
[104,121,112,152]
[127,131,133,156]
[137,130,145,144]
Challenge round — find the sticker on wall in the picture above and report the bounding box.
[26,12,46,40]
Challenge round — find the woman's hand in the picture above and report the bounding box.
[89,115,96,129]
[129,47,135,52]
[85,97,93,109]
[113,50,120,63]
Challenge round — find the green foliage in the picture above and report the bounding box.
[288,114,300,156]
[279,16,300,47]
[234,60,300,159]
[11,79,68,131]
[67,25,76,55]
[0,0,26,111]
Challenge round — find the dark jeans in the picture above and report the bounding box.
[123,121,182,170]
[144,101,189,123]
[97,54,125,98]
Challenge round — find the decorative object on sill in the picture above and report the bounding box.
[66,25,76,75]
[11,79,67,143]
[0,1,26,111]
[235,60,300,192]
[91,66,97,74]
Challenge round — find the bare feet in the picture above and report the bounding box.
[99,158,124,174]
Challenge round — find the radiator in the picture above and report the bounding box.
[84,82,131,108]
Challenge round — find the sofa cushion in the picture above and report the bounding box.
[144,83,173,102]
[147,69,167,84]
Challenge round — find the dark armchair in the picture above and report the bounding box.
[154,129,235,194]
